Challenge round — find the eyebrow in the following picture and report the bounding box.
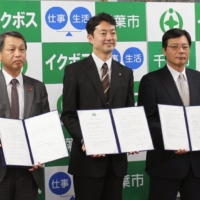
[7,44,25,47]
[169,43,189,45]
[99,29,116,32]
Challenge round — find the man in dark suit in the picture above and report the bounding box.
[138,28,200,200]
[61,13,134,200]
[0,31,50,200]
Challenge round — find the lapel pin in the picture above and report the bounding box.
[28,87,32,92]
[119,73,122,76]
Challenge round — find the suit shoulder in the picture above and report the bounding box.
[186,69,200,83]
[187,68,200,75]
[112,60,132,73]
[23,75,45,86]
[64,57,89,71]
[141,67,163,80]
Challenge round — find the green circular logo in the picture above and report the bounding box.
[57,95,63,115]
[0,60,28,74]
[160,8,183,33]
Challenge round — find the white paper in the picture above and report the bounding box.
[185,106,200,151]
[158,105,189,150]
[0,119,32,166]
[25,110,69,164]
[0,110,68,167]
[112,107,154,152]
[77,109,118,155]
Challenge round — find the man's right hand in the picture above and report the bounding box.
[175,149,188,155]
[82,143,86,152]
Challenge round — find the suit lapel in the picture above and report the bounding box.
[109,60,121,103]
[161,66,183,105]
[83,56,106,104]
[186,69,199,105]
[0,70,11,118]
[23,75,34,119]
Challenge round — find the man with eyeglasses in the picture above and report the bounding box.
[138,28,200,200]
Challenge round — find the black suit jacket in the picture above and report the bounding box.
[0,70,50,189]
[138,65,200,179]
[61,55,134,178]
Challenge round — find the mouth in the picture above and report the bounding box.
[104,43,113,45]
[177,57,185,60]
[14,60,23,63]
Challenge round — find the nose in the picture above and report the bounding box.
[178,46,185,53]
[106,33,112,40]
[14,49,20,56]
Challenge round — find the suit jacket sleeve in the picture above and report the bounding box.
[61,65,82,144]
[126,69,134,107]
[138,75,163,149]
[40,83,50,114]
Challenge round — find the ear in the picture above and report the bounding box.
[162,47,166,56]
[87,34,93,45]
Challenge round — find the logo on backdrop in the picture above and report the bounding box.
[45,166,75,199]
[112,47,144,70]
[112,48,121,63]
[123,47,144,70]
[49,172,75,199]
[0,60,28,74]
[45,6,92,36]
[160,8,183,33]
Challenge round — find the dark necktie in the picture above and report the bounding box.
[10,79,19,119]
[178,73,190,106]
[101,63,109,103]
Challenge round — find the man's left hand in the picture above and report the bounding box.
[29,162,43,171]
[129,151,139,155]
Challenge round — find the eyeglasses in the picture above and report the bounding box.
[167,45,190,51]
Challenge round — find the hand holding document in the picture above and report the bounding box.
[0,110,68,167]
[158,105,200,151]
[77,107,154,156]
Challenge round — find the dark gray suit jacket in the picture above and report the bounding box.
[61,55,134,178]
[0,70,50,189]
[138,65,200,179]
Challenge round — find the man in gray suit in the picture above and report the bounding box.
[0,31,50,200]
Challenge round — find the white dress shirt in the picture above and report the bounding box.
[92,52,112,83]
[167,64,189,95]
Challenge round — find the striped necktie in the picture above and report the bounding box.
[101,63,109,103]
[10,79,19,119]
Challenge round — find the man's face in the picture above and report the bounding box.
[87,21,117,56]
[162,36,190,71]
[0,35,26,76]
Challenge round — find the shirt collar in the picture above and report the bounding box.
[92,52,112,70]
[2,68,23,86]
[167,64,187,82]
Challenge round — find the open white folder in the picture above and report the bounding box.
[0,110,68,167]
